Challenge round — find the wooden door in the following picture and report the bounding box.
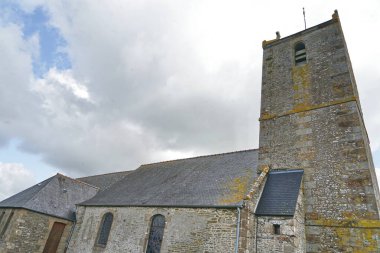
[43,222,66,253]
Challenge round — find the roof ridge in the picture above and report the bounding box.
[56,173,100,190]
[77,170,133,180]
[270,169,304,174]
[140,148,258,167]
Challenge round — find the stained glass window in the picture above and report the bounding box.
[96,212,113,246]
[146,214,165,253]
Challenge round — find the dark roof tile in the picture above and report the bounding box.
[0,174,98,220]
[77,171,133,191]
[81,149,258,207]
[255,170,303,216]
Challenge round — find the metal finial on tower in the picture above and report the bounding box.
[303,7,307,30]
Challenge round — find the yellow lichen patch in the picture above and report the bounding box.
[298,151,315,160]
[292,64,310,86]
[260,111,273,120]
[262,39,278,48]
[335,226,379,252]
[310,218,380,252]
[244,167,270,200]
[312,218,380,228]
[357,219,380,228]
[259,96,358,121]
[293,103,311,113]
[219,172,252,205]
[292,64,311,111]
[342,211,356,219]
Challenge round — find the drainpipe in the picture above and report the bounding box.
[255,217,258,253]
[234,207,241,253]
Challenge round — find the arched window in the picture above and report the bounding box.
[146,214,165,253]
[0,211,14,239]
[0,211,5,224]
[294,42,306,65]
[96,212,113,246]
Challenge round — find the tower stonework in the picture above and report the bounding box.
[258,11,380,252]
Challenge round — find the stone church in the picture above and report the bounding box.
[1,10,379,252]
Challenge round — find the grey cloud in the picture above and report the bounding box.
[1,0,379,180]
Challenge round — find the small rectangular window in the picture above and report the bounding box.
[273,224,280,235]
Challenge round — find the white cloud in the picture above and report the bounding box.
[0,22,38,147]
[0,0,261,176]
[0,162,36,201]
[36,68,91,101]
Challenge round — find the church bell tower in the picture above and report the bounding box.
[258,10,380,252]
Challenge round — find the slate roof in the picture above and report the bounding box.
[77,171,133,191]
[81,149,259,207]
[0,174,98,220]
[255,170,303,216]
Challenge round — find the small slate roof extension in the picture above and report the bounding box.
[255,170,303,216]
[80,149,259,208]
[77,171,133,191]
[0,174,98,220]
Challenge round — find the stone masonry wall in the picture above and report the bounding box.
[68,206,239,253]
[260,102,378,220]
[259,14,380,252]
[242,166,270,253]
[256,185,305,253]
[0,208,72,253]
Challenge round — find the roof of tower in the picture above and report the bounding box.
[255,170,303,216]
[262,10,340,49]
[0,174,98,220]
[80,149,259,208]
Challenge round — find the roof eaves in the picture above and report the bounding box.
[255,213,294,217]
[77,203,244,209]
[0,206,75,221]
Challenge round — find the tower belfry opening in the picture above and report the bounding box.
[294,42,306,65]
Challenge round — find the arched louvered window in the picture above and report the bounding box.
[295,42,306,65]
[146,214,165,253]
[96,212,113,246]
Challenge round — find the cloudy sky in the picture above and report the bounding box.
[0,0,379,200]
